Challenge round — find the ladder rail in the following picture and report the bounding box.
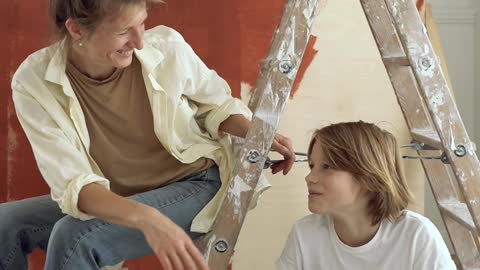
[195,0,320,268]
[384,0,480,232]
[360,0,480,268]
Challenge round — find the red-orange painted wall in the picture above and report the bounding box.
[0,1,317,269]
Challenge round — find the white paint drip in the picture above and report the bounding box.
[7,109,18,201]
[203,234,216,262]
[448,123,456,151]
[470,199,478,207]
[430,90,445,108]
[422,25,428,35]
[467,142,477,156]
[240,82,253,104]
[255,108,279,128]
[419,45,435,78]
[456,169,466,183]
[391,1,400,17]
[228,175,252,219]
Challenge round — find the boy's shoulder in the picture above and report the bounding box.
[385,210,441,240]
[293,214,330,235]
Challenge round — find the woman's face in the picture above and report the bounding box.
[75,4,148,75]
[305,142,367,217]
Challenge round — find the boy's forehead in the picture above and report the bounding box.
[310,143,326,162]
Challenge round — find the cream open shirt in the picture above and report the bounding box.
[11,25,270,233]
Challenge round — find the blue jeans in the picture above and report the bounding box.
[0,166,221,270]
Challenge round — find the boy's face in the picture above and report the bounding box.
[305,142,368,217]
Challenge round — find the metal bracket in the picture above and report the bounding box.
[403,152,449,164]
[264,152,308,169]
[402,141,469,164]
[401,140,438,151]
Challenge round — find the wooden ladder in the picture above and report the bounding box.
[360,0,480,269]
[195,0,480,269]
[195,0,321,269]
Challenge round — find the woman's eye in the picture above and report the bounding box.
[322,164,331,170]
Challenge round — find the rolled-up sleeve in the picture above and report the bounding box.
[176,40,252,139]
[12,82,110,220]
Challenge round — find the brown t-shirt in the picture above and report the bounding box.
[66,56,213,196]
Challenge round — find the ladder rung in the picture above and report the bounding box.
[382,56,410,66]
[439,200,477,235]
[411,128,442,150]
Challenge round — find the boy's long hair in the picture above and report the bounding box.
[307,121,413,225]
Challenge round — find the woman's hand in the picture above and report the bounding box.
[138,208,209,270]
[270,133,295,175]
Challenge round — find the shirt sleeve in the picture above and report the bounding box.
[174,38,253,139]
[276,225,303,270]
[11,81,110,220]
[412,218,457,270]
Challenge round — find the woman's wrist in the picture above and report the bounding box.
[129,204,161,231]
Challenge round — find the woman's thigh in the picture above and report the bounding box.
[0,195,65,251]
[47,166,221,268]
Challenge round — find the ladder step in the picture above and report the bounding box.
[382,56,410,66]
[439,200,477,234]
[411,128,442,150]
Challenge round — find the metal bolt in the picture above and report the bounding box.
[454,145,467,157]
[215,240,228,253]
[440,153,450,164]
[279,61,293,74]
[247,150,261,163]
[419,57,432,69]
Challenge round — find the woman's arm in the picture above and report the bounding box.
[13,82,207,270]
[78,184,208,270]
[219,114,295,175]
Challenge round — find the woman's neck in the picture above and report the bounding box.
[331,211,380,247]
[67,45,115,80]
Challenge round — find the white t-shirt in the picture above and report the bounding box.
[276,210,456,270]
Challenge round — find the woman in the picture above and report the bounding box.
[276,121,455,270]
[0,0,295,269]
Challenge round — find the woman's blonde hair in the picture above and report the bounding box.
[308,121,413,225]
[49,0,163,39]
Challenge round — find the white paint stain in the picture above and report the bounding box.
[228,175,252,220]
[203,234,216,262]
[391,1,400,17]
[240,82,253,104]
[430,91,445,108]
[7,103,18,201]
[456,169,466,183]
[470,199,478,207]
[255,107,279,128]
[448,123,456,151]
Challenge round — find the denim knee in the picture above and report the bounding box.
[46,216,113,269]
[0,202,23,230]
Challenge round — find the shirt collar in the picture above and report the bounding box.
[44,39,76,98]
[134,42,164,74]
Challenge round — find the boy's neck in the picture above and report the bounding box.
[332,212,381,248]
